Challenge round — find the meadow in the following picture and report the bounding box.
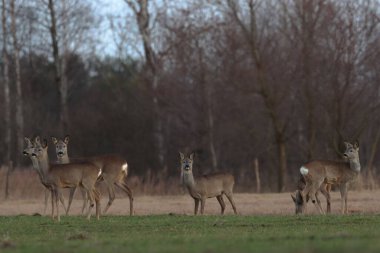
[1,214,380,253]
[1,190,380,253]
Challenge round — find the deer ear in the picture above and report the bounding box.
[344,142,352,149]
[64,135,70,144]
[51,136,58,144]
[353,140,359,149]
[34,136,41,144]
[24,137,31,144]
[179,152,185,160]
[189,153,194,160]
[42,139,48,148]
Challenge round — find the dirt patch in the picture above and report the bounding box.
[1,190,380,216]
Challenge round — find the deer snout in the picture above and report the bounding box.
[23,151,29,156]
[184,165,190,170]
[57,151,64,156]
[31,153,37,157]
[343,153,348,158]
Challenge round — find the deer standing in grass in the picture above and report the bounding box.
[180,152,237,215]
[291,177,331,214]
[23,137,67,215]
[52,136,88,214]
[295,141,360,214]
[51,135,134,216]
[32,136,101,221]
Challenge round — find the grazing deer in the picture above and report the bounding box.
[51,135,134,216]
[32,136,101,221]
[291,176,331,214]
[23,137,67,215]
[51,135,88,214]
[296,141,360,214]
[179,152,237,215]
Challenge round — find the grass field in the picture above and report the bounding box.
[1,214,380,253]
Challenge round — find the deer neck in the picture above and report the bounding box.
[37,152,51,179]
[349,156,361,172]
[57,155,70,164]
[30,156,46,183]
[182,171,197,191]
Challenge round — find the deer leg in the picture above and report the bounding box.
[309,188,324,215]
[339,184,348,214]
[103,184,116,214]
[66,187,75,215]
[44,188,49,215]
[320,185,331,214]
[194,198,200,215]
[225,192,238,214]
[315,192,325,215]
[51,189,55,220]
[115,182,134,216]
[55,188,61,222]
[79,187,88,215]
[84,187,95,220]
[93,188,101,220]
[58,191,67,214]
[200,198,206,214]
[216,195,226,215]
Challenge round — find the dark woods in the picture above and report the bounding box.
[1,0,380,192]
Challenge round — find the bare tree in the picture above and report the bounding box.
[223,0,290,191]
[10,0,24,164]
[45,0,68,133]
[125,0,166,167]
[2,0,11,166]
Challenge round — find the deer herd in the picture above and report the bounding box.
[22,136,360,221]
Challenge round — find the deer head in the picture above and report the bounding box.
[23,137,34,157]
[32,136,48,159]
[51,135,69,158]
[179,152,194,173]
[291,190,306,214]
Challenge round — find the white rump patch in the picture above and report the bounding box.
[122,163,128,173]
[98,169,102,177]
[300,166,309,175]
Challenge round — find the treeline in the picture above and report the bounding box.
[1,0,380,192]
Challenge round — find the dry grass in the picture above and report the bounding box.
[1,166,380,217]
[1,190,380,216]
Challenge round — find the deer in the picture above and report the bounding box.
[179,152,237,215]
[31,136,101,221]
[51,135,88,215]
[291,175,332,214]
[295,141,360,215]
[23,137,67,215]
[51,135,134,216]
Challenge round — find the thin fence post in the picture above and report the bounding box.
[254,158,261,193]
[5,160,13,200]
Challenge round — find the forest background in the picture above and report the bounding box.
[0,0,379,194]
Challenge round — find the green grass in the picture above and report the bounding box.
[1,214,380,253]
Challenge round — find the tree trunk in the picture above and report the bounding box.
[278,140,287,192]
[5,161,13,199]
[226,0,288,192]
[2,0,11,165]
[48,0,69,134]
[59,0,69,134]
[126,0,166,168]
[207,98,218,171]
[11,0,24,165]
[367,128,380,189]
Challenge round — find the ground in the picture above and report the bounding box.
[1,191,380,253]
[0,190,379,216]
